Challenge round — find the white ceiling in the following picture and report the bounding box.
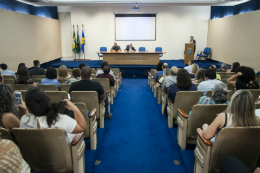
[17,0,250,6]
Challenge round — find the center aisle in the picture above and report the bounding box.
[91,79,187,173]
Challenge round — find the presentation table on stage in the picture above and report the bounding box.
[96,51,165,65]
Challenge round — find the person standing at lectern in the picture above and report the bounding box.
[111,42,121,52]
[190,36,196,53]
[124,43,136,52]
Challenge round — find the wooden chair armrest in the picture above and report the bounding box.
[89,108,96,118]
[106,89,110,94]
[71,132,84,146]
[178,108,188,118]
[168,99,174,103]
[99,98,105,103]
[197,129,212,146]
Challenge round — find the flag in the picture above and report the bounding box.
[81,29,86,53]
[75,28,80,53]
[72,28,76,53]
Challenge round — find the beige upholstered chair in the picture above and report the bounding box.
[58,79,68,84]
[31,75,45,80]
[177,104,228,150]
[205,90,234,100]
[227,84,235,91]
[3,75,15,80]
[3,79,14,89]
[0,127,14,141]
[154,75,163,99]
[45,91,68,103]
[221,78,228,84]
[71,91,105,128]
[74,102,97,150]
[92,78,113,106]
[111,68,121,85]
[38,84,59,91]
[33,78,42,83]
[148,68,156,85]
[217,72,227,79]
[91,74,96,79]
[194,127,260,173]
[60,84,71,93]
[14,84,34,91]
[156,75,163,104]
[245,89,260,101]
[13,128,85,173]
[167,91,202,128]
[161,91,167,114]
[149,69,156,88]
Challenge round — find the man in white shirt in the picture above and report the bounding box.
[198,69,223,96]
[184,60,195,74]
[124,43,136,52]
[95,61,116,80]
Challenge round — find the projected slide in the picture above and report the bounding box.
[115,14,156,41]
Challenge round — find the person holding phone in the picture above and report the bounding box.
[0,85,27,131]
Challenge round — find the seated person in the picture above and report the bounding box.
[97,65,115,87]
[0,85,22,131]
[29,60,46,76]
[227,62,240,73]
[154,63,168,82]
[218,63,228,72]
[167,69,198,102]
[190,63,199,78]
[197,83,229,105]
[209,65,221,80]
[64,68,81,84]
[19,87,87,144]
[0,139,30,172]
[110,42,121,52]
[69,66,112,119]
[155,62,164,73]
[197,90,260,145]
[184,60,195,74]
[227,66,259,90]
[40,67,61,89]
[124,43,136,52]
[16,63,25,75]
[162,66,178,91]
[198,69,223,96]
[156,67,171,88]
[58,65,71,79]
[192,69,205,84]
[78,63,86,70]
[95,61,116,80]
[15,66,37,86]
[0,64,16,78]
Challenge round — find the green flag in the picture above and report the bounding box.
[72,28,76,53]
[76,28,80,53]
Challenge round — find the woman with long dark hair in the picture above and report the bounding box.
[16,63,25,75]
[15,66,36,86]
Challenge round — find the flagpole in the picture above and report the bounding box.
[73,25,76,60]
[83,24,85,61]
[77,25,80,60]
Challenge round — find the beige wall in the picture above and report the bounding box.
[0,8,62,72]
[207,10,260,71]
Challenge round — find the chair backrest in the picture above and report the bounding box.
[38,84,59,91]
[14,84,34,91]
[205,47,211,54]
[31,75,46,80]
[100,47,107,52]
[3,79,14,88]
[139,47,146,51]
[91,74,96,79]
[151,69,156,76]
[73,102,90,139]
[209,127,260,172]
[12,128,73,172]
[217,72,227,78]
[58,79,68,84]
[0,127,14,141]
[188,104,227,138]
[173,91,202,119]
[111,68,120,75]
[45,91,68,103]
[158,75,163,81]
[92,78,110,92]
[155,47,162,52]
[206,90,233,100]
[60,84,71,93]
[33,78,42,83]
[3,75,15,80]
[70,91,100,119]
[244,89,260,101]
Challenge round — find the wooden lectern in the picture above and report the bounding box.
[184,43,195,65]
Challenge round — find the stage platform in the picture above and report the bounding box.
[41,59,230,78]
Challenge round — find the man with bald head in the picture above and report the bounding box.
[154,62,168,82]
[69,66,112,119]
[162,66,178,91]
[111,42,121,52]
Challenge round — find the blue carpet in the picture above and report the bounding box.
[87,79,193,173]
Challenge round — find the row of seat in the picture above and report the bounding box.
[147,69,260,173]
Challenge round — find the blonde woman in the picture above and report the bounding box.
[156,68,171,88]
[58,65,71,79]
[190,63,199,78]
[192,68,205,84]
[198,90,260,145]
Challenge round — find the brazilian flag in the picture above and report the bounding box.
[75,28,80,53]
[72,28,76,53]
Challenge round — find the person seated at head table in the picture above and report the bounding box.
[124,43,136,53]
[197,90,260,145]
[110,42,121,52]
[227,66,259,90]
